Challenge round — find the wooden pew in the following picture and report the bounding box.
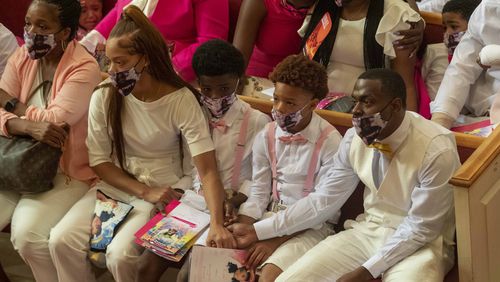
[239,95,483,163]
[450,127,500,282]
[240,95,485,282]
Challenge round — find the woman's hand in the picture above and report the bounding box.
[393,20,425,58]
[27,121,68,148]
[142,186,182,204]
[207,224,237,248]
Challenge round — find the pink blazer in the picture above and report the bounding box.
[0,41,101,184]
[94,0,229,81]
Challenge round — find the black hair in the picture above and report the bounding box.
[192,39,245,78]
[33,0,81,40]
[99,211,115,222]
[442,0,481,21]
[302,0,384,70]
[358,68,407,107]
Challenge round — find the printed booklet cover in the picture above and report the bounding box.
[189,246,255,282]
[135,200,209,261]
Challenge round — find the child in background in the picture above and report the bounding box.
[421,0,480,101]
[135,39,269,282]
[235,55,342,281]
[77,0,103,40]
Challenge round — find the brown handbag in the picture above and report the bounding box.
[0,135,62,194]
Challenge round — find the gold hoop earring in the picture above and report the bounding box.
[61,40,67,51]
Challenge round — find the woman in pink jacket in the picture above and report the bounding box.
[0,0,101,281]
[80,0,229,82]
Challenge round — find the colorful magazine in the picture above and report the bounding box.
[135,200,210,261]
[189,246,255,282]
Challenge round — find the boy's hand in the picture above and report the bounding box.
[245,239,281,270]
[227,223,258,249]
[224,200,238,227]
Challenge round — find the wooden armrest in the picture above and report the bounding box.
[450,127,500,188]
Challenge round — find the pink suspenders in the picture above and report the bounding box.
[230,109,251,191]
[267,122,335,202]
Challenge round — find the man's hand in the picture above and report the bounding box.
[337,266,374,282]
[245,238,282,270]
[393,20,424,57]
[227,223,258,249]
[207,224,237,248]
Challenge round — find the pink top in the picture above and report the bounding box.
[246,0,307,78]
[0,41,102,184]
[94,0,229,81]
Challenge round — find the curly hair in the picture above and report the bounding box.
[269,55,328,100]
[192,39,245,78]
[442,0,481,21]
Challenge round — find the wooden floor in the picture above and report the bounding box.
[0,232,178,282]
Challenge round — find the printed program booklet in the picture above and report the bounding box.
[135,200,210,262]
[189,246,255,282]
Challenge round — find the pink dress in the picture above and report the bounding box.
[246,0,307,78]
[86,0,228,81]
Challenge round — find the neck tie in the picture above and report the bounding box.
[368,141,393,158]
[278,134,308,144]
[209,119,227,134]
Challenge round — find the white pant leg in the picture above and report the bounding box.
[0,190,20,230]
[261,224,333,272]
[10,174,88,282]
[49,187,98,282]
[105,197,153,282]
[382,237,454,282]
[276,222,381,282]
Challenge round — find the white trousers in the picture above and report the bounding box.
[261,224,333,271]
[276,220,454,282]
[0,173,89,282]
[49,183,154,282]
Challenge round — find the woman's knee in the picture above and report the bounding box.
[10,224,47,257]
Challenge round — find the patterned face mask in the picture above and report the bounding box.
[200,93,238,119]
[199,80,239,118]
[24,30,58,60]
[108,57,144,96]
[271,103,308,132]
[444,31,465,56]
[352,113,388,145]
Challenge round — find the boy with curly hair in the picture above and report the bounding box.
[235,54,342,281]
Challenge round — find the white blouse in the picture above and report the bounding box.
[87,83,214,189]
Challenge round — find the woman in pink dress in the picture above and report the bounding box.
[80,0,229,82]
[233,0,315,79]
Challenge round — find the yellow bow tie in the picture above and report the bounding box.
[368,142,393,158]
